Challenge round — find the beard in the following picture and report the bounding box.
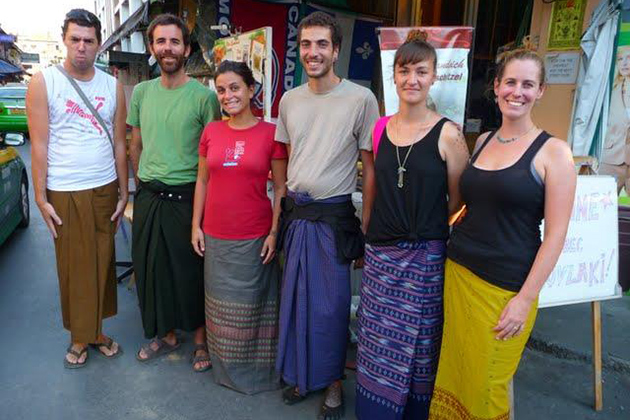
[157,53,186,74]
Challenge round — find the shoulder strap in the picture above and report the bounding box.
[433,117,450,138]
[518,131,552,167]
[470,131,496,164]
[372,116,392,158]
[56,65,114,149]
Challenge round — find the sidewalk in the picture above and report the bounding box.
[527,295,630,373]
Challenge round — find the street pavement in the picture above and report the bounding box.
[1,143,628,420]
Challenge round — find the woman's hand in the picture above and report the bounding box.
[493,294,534,340]
[191,227,205,257]
[260,234,277,264]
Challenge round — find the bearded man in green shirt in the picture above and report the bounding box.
[127,14,221,371]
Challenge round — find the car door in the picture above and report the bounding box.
[0,142,18,226]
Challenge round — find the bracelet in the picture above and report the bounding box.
[268,230,278,237]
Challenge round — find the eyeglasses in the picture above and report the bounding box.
[64,9,100,26]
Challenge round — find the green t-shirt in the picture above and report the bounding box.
[127,78,221,185]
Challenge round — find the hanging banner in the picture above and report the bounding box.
[539,176,622,308]
[378,27,474,126]
[547,0,588,51]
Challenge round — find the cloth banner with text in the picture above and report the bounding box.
[378,27,473,126]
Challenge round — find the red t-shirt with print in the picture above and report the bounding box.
[199,120,287,239]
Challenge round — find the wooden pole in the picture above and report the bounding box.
[592,301,603,411]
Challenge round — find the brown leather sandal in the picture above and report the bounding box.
[191,343,212,372]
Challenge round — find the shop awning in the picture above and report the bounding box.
[0,58,23,76]
[108,50,150,65]
[99,1,149,53]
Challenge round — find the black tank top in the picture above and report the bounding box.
[448,130,552,292]
[366,118,449,245]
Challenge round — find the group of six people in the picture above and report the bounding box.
[26,8,576,420]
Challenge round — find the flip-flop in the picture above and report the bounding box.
[64,345,88,369]
[282,386,307,405]
[136,338,180,362]
[89,337,123,359]
[190,343,212,373]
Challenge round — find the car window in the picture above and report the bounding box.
[0,89,26,107]
[0,89,26,98]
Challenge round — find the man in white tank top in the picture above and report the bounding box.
[26,9,128,369]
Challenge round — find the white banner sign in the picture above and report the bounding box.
[378,27,473,127]
[539,176,622,308]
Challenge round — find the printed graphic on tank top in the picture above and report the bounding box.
[42,66,117,192]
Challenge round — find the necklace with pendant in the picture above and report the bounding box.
[496,125,537,144]
[395,115,427,188]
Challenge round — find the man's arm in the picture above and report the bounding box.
[26,72,62,238]
[129,127,142,187]
[126,84,142,187]
[110,81,129,226]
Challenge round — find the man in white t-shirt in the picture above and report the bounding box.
[26,9,128,369]
[274,11,379,419]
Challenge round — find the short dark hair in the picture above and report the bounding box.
[62,9,102,44]
[147,14,191,47]
[297,11,342,50]
[215,60,256,88]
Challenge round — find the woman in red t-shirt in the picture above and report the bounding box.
[191,61,288,394]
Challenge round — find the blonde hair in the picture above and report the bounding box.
[614,45,630,89]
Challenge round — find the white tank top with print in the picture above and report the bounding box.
[42,66,118,191]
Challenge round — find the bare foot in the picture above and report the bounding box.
[317,381,345,420]
[324,381,342,409]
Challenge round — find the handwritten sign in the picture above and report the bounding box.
[539,176,621,308]
[545,52,580,84]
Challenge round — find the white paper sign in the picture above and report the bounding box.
[539,176,621,308]
[544,52,580,85]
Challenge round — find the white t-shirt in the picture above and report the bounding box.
[42,66,117,191]
[275,79,379,200]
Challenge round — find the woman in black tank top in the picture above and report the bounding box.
[355,31,469,420]
[429,50,576,420]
